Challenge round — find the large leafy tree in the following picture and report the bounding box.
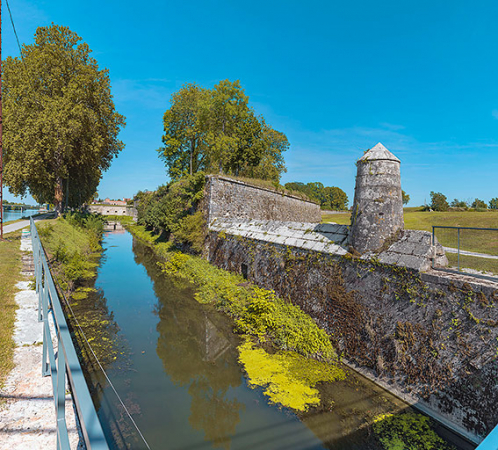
[159,83,209,180]
[3,25,125,213]
[430,191,449,211]
[158,79,287,182]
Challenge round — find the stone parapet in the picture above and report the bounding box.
[205,175,322,223]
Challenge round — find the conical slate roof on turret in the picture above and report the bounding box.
[358,142,400,163]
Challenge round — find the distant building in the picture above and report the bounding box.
[102,198,127,206]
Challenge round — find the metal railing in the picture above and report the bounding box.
[31,217,109,450]
[432,226,498,280]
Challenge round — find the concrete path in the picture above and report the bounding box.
[2,214,55,235]
[443,246,498,260]
[0,232,82,449]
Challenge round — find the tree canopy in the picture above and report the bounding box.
[402,190,410,205]
[284,182,348,210]
[3,25,125,212]
[430,191,449,212]
[158,80,288,182]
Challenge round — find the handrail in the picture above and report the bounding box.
[432,225,498,281]
[30,217,109,450]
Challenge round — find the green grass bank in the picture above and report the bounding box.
[0,231,22,391]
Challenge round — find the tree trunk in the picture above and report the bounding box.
[190,139,194,176]
[54,176,63,216]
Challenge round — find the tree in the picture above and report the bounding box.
[450,199,468,208]
[472,198,487,209]
[158,79,288,182]
[284,181,348,210]
[158,83,209,180]
[489,198,498,210]
[239,119,288,182]
[402,190,410,205]
[323,186,348,210]
[430,192,449,212]
[3,25,125,213]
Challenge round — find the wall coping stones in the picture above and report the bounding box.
[209,219,349,256]
[210,220,450,274]
[361,230,447,272]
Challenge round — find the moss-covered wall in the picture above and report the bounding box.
[207,230,498,442]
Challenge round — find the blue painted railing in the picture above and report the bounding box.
[31,218,109,450]
[476,428,498,449]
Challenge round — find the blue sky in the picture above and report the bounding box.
[3,0,498,207]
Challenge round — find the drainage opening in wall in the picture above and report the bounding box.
[241,263,248,280]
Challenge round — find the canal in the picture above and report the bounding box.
[2,208,39,223]
[73,229,473,450]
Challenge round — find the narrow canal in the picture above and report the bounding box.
[74,230,472,450]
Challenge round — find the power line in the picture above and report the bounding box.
[5,0,22,56]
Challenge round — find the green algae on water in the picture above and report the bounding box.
[238,339,345,412]
[373,412,455,450]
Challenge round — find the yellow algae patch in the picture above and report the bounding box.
[71,287,97,300]
[238,339,345,412]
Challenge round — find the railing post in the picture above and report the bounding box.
[457,228,461,272]
[432,226,435,269]
[56,336,70,450]
[42,270,50,377]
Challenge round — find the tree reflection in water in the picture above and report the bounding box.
[134,238,245,449]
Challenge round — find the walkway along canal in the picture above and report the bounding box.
[69,229,473,450]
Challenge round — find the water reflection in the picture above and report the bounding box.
[76,231,469,450]
[134,237,245,449]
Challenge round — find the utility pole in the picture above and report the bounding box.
[0,0,4,240]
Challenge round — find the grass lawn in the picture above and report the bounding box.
[0,231,22,390]
[322,209,498,232]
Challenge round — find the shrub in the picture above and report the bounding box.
[430,191,449,212]
[471,198,487,209]
[135,173,206,252]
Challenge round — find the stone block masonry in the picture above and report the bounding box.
[205,175,322,223]
[206,224,498,444]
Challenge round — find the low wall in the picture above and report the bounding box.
[205,176,321,223]
[206,224,498,443]
[88,205,137,218]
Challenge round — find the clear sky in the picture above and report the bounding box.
[2,0,498,207]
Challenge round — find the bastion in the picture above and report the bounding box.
[202,143,498,444]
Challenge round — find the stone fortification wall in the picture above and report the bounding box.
[205,176,321,223]
[206,223,498,444]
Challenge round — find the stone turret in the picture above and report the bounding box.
[350,143,404,254]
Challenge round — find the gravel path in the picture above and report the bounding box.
[0,233,83,449]
[443,246,498,260]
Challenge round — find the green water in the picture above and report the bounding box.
[75,230,472,450]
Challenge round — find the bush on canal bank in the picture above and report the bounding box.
[37,212,104,295]
[134,173,206,253]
